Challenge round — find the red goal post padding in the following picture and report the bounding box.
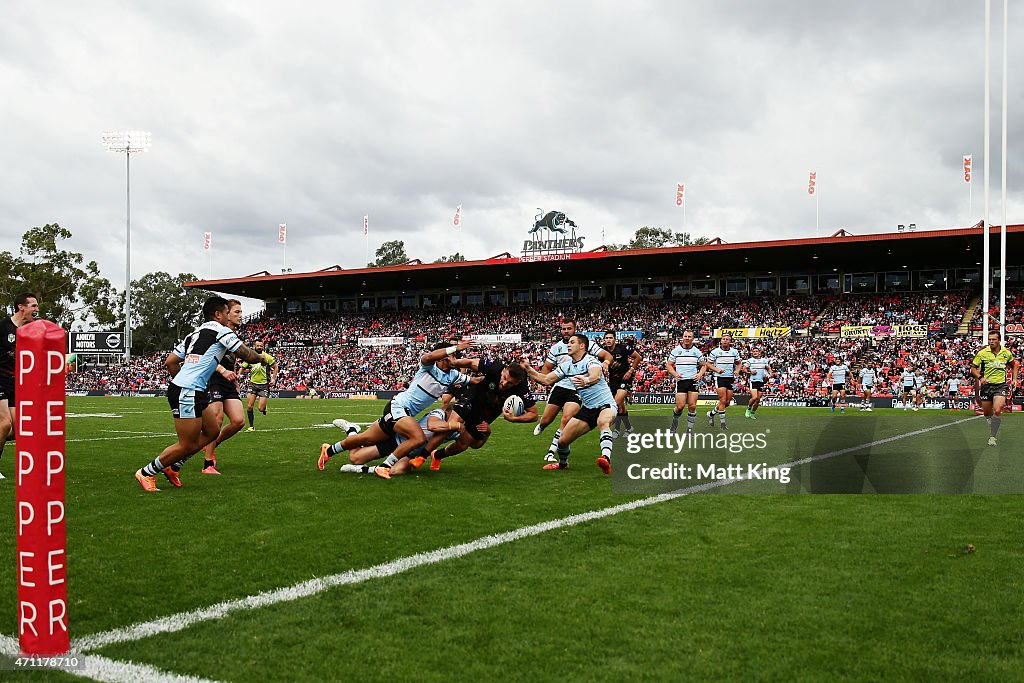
[15,320,68,655]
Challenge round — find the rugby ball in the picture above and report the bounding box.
[503,395,525,417]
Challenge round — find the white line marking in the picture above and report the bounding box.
[67,416,977,654]
[0,634,221,683]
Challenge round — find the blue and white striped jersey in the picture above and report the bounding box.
[395,409,458,447]
[901,370,916,387]
[859,368,876,386]
[554,354,615,408]
[392,362,469,416]
[746,357,771,382]
[171,321,244,391]
[668,345,705,380]
[709,346,740,378]
[546,338,604,391]
[829,364,850,384]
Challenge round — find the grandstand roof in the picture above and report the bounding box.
[186,224,1024,300]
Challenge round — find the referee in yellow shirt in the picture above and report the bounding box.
[241,340,277,431]
[971,330,1017,446]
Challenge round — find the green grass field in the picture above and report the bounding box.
[1,398,1022,681]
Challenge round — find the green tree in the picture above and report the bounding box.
[129,272,207,354]
[434,252,466,263]
[0,223,121,326]
[611,226,710,250]
[368,240,409,267]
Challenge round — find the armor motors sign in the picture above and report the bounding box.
[69,332,125,354]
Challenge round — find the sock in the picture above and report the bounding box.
[260,407,267,415]
[247,409,255,427]
[719,411,727,428]
[599,429,613,460]
[140,457,167,477]
[203,459,215,469]
[547,429,562,456]
[621,414,632,430]
[687,411,696,431]
[170,453,196,473]
[670,409,682,430]
[381,454,399,469]
[327,440,346,457]
[557,445,570,467]
[612,415,621,431]
[991,416,1001,437]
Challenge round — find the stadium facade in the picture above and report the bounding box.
[187,224,1023,316]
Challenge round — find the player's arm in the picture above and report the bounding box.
[215,364,238,382]
[739,363,751,377]
[504,402,538,423]
[570,363,604,389]
[451,358,481,371]
[421,339,474,366]
[703,359,723,374]
[426,413,452,434]
[665,355,678,378]
[234,343,274,366]
[164,352,184,378]
[268,356,279,383]
[524,360,560,386]
[970,358,985,383]
[625,350,642,377]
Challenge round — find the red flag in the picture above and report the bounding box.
[676,184,684,207]
[807,171,817,196]
[963,155,972,183]
[203,232,212,251]
[278,224,287,244]
[363,215,369,236]
[453,205,462,226]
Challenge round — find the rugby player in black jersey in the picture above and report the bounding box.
[602,331,641,437]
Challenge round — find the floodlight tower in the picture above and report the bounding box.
[102,130,151,359]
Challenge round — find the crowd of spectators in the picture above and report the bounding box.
[67,292,1022,399]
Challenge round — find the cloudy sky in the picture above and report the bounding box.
[2,0,1021,296]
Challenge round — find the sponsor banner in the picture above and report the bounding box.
[68,332,126,354]
[357,336,405,347]
[1003,323,1024,335]
[713,327,792,338]
[518,253,574,263]
[841,325,928,338]
[461,334,523,344]
[580,330,645,341]
[274,340,315,348]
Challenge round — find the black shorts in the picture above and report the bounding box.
[675,378,698,394]
[0,377,13,404]
[609,376,633,394]
[548,386,582,408]
[750,381,765,391]
[208,382,241,403]
[902,385,916,395]
[376,437,398,458]
[979,382,1009,401]
[167,384,210,419]
[574,404,615,430]
[452,403,490,442]
[248,383,270,399]
[716,377,735,391]
[831,383,846,392]
[377,401,399,436]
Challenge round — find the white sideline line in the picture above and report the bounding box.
[65,415,977,655]
[0,634,220,683]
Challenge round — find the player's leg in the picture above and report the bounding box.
[199,400,226,474]
[135,416,204,491]
[709,385,728,427]
[374,415,427,478]
[988,393,1005,444]
[545,416,591,470]
[616,389,633,434]
[246,392,257,430]
[839,389,846,413]
[535,401,562,436]
[745,388,757,418]
[671,382,686,432]
[0,399,12,477]
[686,390,699,433]
[596,407,616,474]
[208,398,246,472]
[548,400,581,461]
[718,390,733,428]
[258,395,268,416]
